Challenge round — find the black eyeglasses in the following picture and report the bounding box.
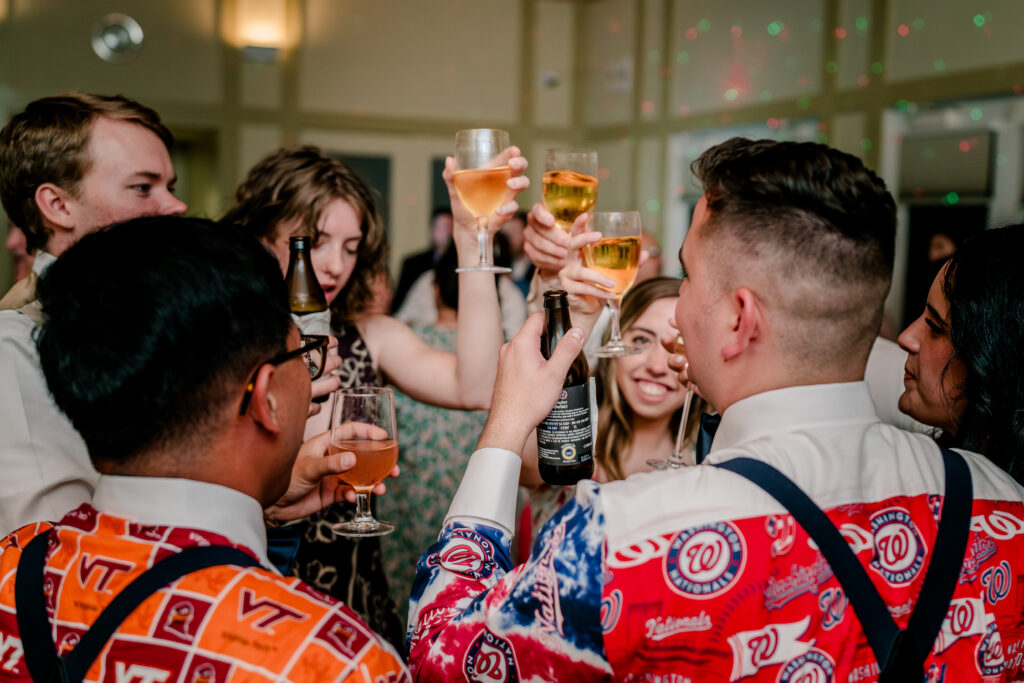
[239,335,329,415]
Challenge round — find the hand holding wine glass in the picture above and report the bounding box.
[330,387,400,537]
[583,211,645,357]
[449,129,528,273]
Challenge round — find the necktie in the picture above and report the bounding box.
[695,412,721,464]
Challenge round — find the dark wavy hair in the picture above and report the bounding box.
[942,224,1024,481]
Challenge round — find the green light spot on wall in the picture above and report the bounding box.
[945,192,959,205]
[923,148,936,160]
[912,18,925,30]
[933,59,946,72]
[724,88,739,101]
[855,16,869,32]
[646,199,661,212]
[797,95,810,109]
[997,153,1008,167]
[697,18,711,32]
[767,21,783,36]
[970,108,983,121]
[860,138,872,151]
[870,62,884,75]
[816,132,829,144]
[810,19,823,32]
[825,61,838,74]
[759,90,773,102]
[896,100,909,111]
[677,51,690,64]
[973,14,985,27]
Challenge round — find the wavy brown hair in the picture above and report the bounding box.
[223,146,388,318]
[595,277,705,481]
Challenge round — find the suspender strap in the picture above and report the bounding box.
[714,446,972,670]
[16,530,260,682]
[15,531,57,682]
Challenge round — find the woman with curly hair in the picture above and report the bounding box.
[897,224,1024,482]
[224,145,526,648]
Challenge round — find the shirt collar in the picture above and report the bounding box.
[92,475,270,566]
[32,251,57,277]
[709,381,880,455]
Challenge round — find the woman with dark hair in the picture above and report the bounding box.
[225,145,526,648]
[897,224,1024,482]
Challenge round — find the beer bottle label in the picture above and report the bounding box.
[537,382,593,466]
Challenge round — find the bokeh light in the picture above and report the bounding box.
[897,24,910,37]
[973,14,985,27]
[834,27,846,39]
[912,18,925,30]
[697,18,711,32]
[766,117,780,129]
[855,17,869,33]
[646,199,661,212]
[676,51,690,64]
[944,192,959,205]
[825,61,838,74]
[933,59,946,72]
[767,21,783,37]
[970,108,983,121]
[724,88,739,101]
[870,62,884,75]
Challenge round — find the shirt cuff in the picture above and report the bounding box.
[445,447,521,535]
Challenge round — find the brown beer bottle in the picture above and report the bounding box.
[285,236,329,318]
[537,290,595,485]
[286,236,331,401]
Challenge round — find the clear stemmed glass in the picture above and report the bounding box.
[453,129,513,273]
[647,335,695,470]
[586,211,643,357]
[543,148,599,232]
[330,387,398,537]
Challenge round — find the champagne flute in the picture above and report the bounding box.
[330,387,398,537]
[453,129,513,273]
[543,148,599,232]
[586,211,643,357]
[648,335,695,469]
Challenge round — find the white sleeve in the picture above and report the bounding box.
[444,447,521,535]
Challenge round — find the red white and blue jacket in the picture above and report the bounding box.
[408,382,1024,682]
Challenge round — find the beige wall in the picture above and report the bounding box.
[1,0,1024,295]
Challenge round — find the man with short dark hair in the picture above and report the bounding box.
[0,92,186,532]
[408,139,1024,680]
[0,216,409,679]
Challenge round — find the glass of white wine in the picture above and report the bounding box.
[330,387,398,537]
[543,148,598,232]
[586,211,643,357]
[453,129,513,273]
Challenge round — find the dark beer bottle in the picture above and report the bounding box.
[537,290,595,485]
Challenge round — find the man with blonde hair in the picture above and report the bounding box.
[0,92,186,532]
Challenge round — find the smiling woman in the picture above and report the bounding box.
[897,224,1024,482]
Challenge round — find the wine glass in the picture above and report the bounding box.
[586,211,643,357]
[330,387,398,537]
[648,335,696,470]
[543,148,598,232]
[453,129,513,273]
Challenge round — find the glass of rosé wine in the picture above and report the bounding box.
[330,387,398,537]
[452,128,514,273]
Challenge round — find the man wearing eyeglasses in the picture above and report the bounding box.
[0,216,409,680]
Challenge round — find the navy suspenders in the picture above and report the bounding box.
[715,447,972,680]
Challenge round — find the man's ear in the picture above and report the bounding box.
[35,183,76,230]
[249,364,283,435]
[721,287,761,361]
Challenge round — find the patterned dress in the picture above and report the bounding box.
[377,324,488,627]
[290,321,405,653]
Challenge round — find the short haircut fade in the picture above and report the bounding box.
[691,137,897,366]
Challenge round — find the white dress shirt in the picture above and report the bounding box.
[0,252,97,535]
[447,381,1022,548]
[93,475,272,567]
